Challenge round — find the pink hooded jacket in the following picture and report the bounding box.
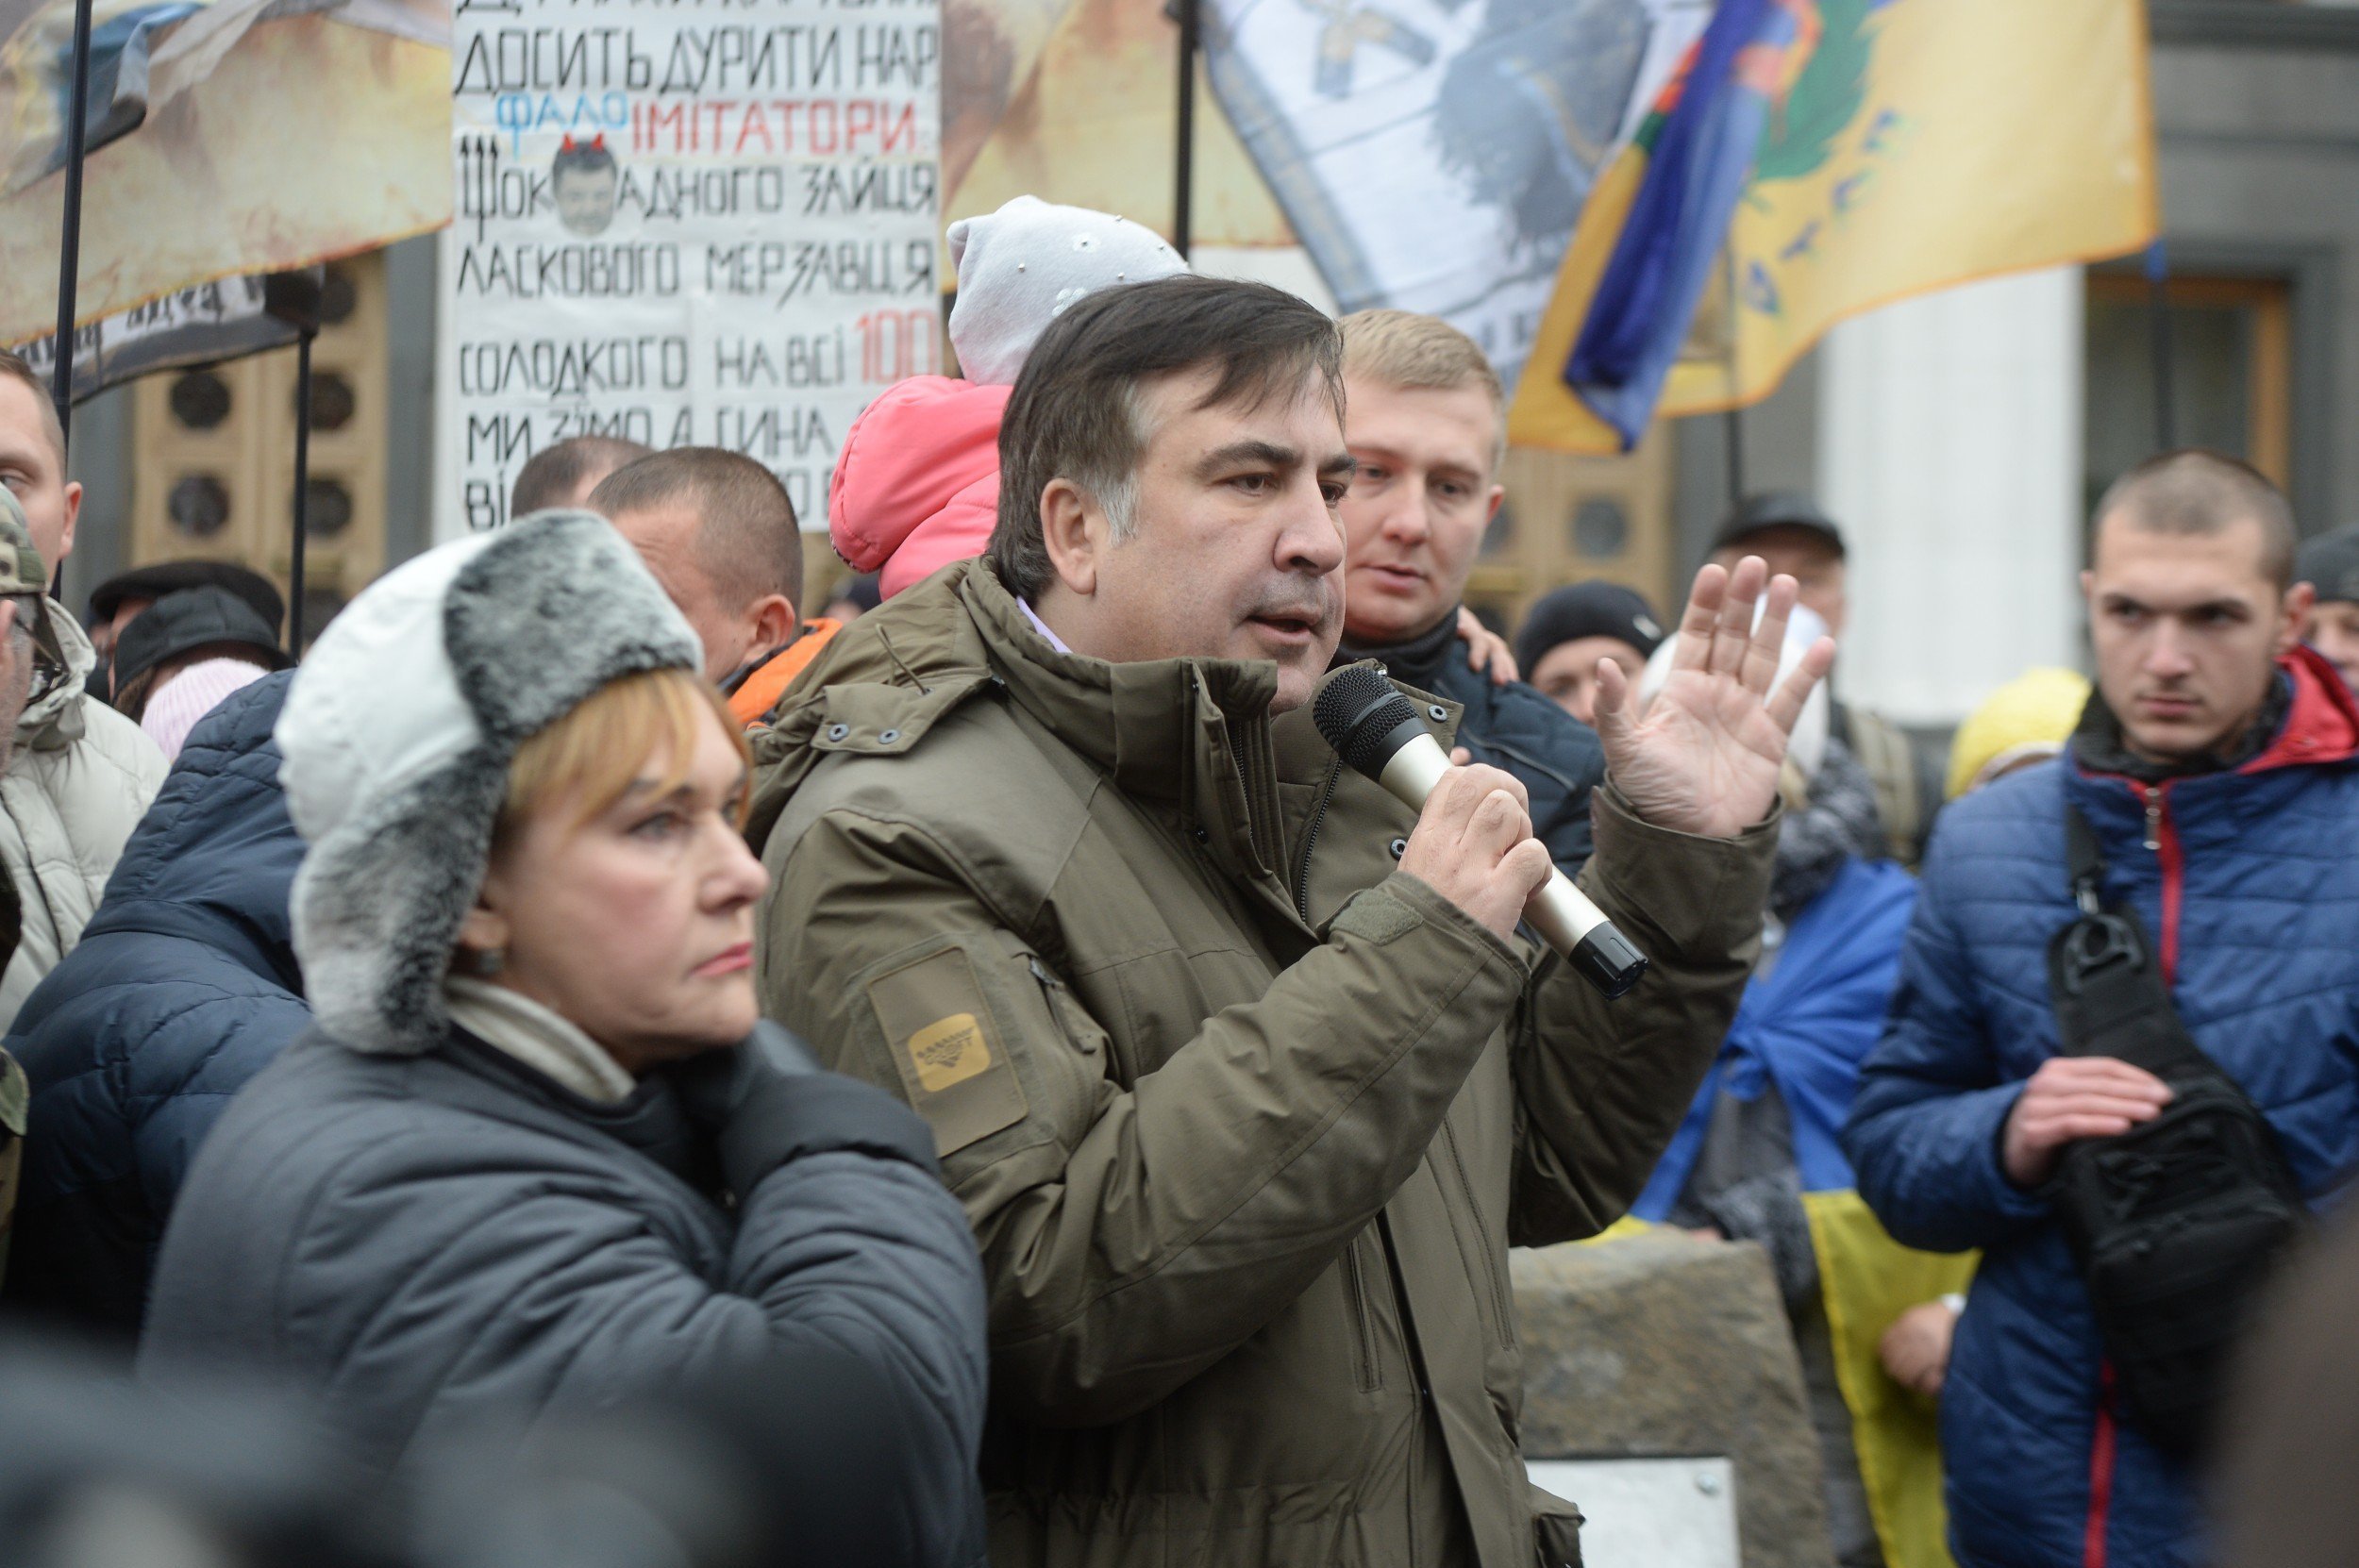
[828,376,1013,601]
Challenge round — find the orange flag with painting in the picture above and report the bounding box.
[1509,0,2159,453]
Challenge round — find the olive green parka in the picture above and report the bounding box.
[750,563,1775,1568]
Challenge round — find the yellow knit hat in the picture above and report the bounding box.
[1946,668,2094,800]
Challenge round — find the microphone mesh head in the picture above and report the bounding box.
[1313,666,1422,777]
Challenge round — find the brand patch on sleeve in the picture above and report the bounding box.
[908,1011,991,1091]
[867,948,1029,1157]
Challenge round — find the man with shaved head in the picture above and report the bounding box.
[1846,451,2359,1568]
[593,446,838,722]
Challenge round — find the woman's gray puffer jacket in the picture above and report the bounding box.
[139,1021,989,1567]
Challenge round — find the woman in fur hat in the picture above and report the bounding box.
[137,513,988,1568]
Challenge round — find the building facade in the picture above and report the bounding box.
[61,1,2359,727]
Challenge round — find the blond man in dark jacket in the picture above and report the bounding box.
[754,276,1832,1568]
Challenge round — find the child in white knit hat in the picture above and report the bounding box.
[830,196,1187,600]
[944,195,1188,384]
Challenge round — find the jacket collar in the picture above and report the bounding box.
[1334,607,1462,691]
[2071,647,2358,785]
[437,1027,717,1192]
[726,619,841,727]
[957,565,1290,880]
[2236,644,2359,773]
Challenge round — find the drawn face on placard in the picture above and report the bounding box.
[551,137,621,237]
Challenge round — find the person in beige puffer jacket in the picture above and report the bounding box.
[0,483,163,1284]
[0,499,166,1027]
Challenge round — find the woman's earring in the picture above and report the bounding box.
[465,946,505,977]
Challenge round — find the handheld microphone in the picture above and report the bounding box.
[1313,666,1649,999]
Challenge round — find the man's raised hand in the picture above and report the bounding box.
[1589,557,1834,839]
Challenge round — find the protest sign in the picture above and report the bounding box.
[435,0,942,538]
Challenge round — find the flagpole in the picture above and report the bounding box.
[1171,0,1197,259]
[1724,409,1745,511]
[289,328,314,658]
[1722,246,1745,509]
[49,0,96,448]
[2145,240,2176,452]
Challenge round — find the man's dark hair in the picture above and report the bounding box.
[988,275,1345,602]
[2094,450,2298,590]
[590,447,802,610]
[511,435,652,517]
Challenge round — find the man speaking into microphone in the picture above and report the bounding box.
[751,276,1831,1568]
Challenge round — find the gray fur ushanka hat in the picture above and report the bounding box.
[274,511,701,1055]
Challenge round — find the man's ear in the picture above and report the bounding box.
[1039,478,1102,596]
[59,479,79,562]
[1483,482,1506,524]
[2079,567,2096,606]
[2281,579,2318,653]
[749,592,799,649]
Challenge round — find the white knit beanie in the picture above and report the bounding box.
[946,195,1189,386]
[274,512,701,1055]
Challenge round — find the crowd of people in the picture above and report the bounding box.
[0,195,2350,1568]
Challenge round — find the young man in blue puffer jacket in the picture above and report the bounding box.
[1845,452,2359,1568]
[4,672,304,1335]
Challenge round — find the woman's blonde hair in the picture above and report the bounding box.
[495,667,751,846]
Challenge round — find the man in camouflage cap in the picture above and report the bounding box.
[0,489,174,1282]
[0,488,163,1038]
[0,498,59,679]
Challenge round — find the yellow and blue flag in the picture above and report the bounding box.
[1510,0,2158,453]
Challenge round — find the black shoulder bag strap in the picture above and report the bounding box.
[2048,806,2217,1085]
[2047,801,2308,1460]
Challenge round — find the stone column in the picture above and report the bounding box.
[1816,266,2086,726]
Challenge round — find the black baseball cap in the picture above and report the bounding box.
[111,586,292,696]
[1710,492,1847,559]
[88,559,285,636]
[1514,580,1666,677]
[2297,525,2359,606]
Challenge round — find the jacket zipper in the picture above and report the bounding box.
[2084,1363,2118,1568]
[1028,957,1096,1058]
[1293,756,1342,926]
[2133,783,2183,986]
[2083,790,2174,1568]
[1376,1215,1432,1568]
[1340,1232,1381,1393]
[1438,1119,1515,1349]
